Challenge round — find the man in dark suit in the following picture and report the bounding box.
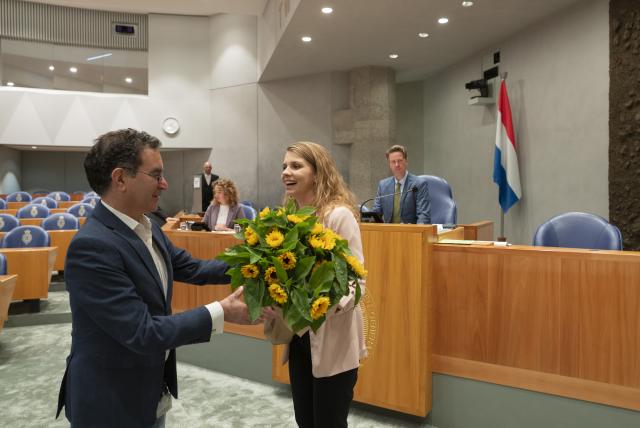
[201,161,219,212]
[371,145,431,224]
[56,129,253,427]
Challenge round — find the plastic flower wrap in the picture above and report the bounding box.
[216,199,366,333]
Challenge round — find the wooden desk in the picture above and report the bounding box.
[48,230,77,271]
[432,243,640,411]
[0,209,18,216]
[19,218,45,226]
[163,227,264,339]
[7,202,27,210]
[57,201,77,209]
[272,223,435,417]
[0,275,17,334]
[437,226,465,241]
[0,247,56,300]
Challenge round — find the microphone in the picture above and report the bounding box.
[359,186,417,216]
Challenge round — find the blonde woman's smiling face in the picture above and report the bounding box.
[282,151,316,206]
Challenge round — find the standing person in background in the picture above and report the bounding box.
[266,141,367,428]
[201,161,219,212]
[56,129,256,428]
[202,178,245,231]
[371,145,431,224]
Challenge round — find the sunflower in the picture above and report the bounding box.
[311,223,324,235]
[287,214,304,224]
[244,226,259,246]
[321,230,336,250]
[344,254,367,278]
[308,234,324,249]
[278,251,297,270]
[240,264,259,279]
[259,206,271,218]
[310,296,330,320]
[268,283,288,304]
[265,228,284,248]
[264,266,279,284]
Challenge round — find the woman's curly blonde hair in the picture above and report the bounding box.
[211,178,239,207]
[284,142,359,221]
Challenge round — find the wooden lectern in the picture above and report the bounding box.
[272,223,436,417]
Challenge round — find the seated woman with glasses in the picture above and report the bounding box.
[202,178,245,231]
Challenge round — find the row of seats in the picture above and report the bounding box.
[1,191,97,203]
[0,206,92,232]
[0,196,100,211]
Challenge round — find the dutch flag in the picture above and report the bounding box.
[493,79,522,213]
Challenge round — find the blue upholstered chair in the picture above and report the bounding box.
[239,203,257,220]
[0,253,6,275]
[17,203,50,219]
[533,212,622,250]
[32,196,58,209]
[1,225,50,248]
[0,214,19,232]
[42,213,79,230]
[419,175,457,224]
[84,191,98,198]
[81,196,100,208]
[0,198,5,209]
[241,200,254,208]
[47,191,71,202]
[6,191,32,203]
[67,203,94,218]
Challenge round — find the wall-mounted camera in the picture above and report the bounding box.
[465,79,489,98]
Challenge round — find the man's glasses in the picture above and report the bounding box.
[138,170,166,183]
[124,167,165,183]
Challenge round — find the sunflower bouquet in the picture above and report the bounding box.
[216,199,367,333]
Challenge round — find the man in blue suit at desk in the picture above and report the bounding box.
[372,145,431,224]
[56,129,255,428]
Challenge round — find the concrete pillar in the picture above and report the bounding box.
[333,66,396,201]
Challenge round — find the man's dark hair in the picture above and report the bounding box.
[84,129,161,195]
[385,144,407,159]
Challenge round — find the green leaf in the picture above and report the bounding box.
[294,256,315,282]
[227,267,244,289]
[354,281,362,305]
[247,247,263,264]
[282,227,299,251]
[296,206,316,216]
[291,287,312,322]
[309,261,334,292]
[333,254,348,290]
[270,257,289,283]
[242,278,265,321]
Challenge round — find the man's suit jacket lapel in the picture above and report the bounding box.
[400,174,414,208]
[93,203,168,311]
[152,227,173,313]
[382,178,394,223]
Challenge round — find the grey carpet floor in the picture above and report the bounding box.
[0,322,431,427]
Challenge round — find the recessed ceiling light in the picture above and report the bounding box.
[321,7,333,14]
[462,1,474,7]
[389,54,399,59]
[7,81,15,86]
[418,32,430,38]
[48,65,55,71]
[69,67,78,73]
[438,17,449,24]
[301,36,312,43]
[125,77,133,84]
[32,146,37,149]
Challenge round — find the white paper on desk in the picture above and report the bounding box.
[193,176,201,188]
[436,224,444,233]
[211,230,236,235]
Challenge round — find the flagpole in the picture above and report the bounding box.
[495,71,511,242]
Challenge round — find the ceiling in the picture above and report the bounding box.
[28,0,586,83]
